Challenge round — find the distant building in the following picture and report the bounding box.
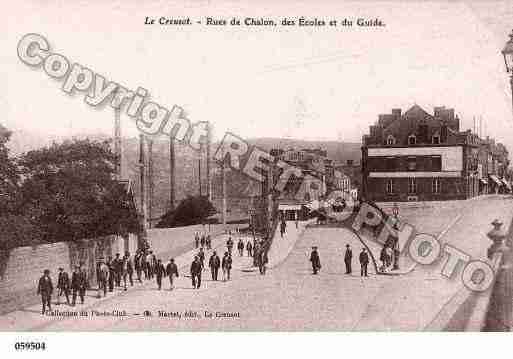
[361,105,508,202]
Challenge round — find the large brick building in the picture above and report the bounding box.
[361,105,494,202]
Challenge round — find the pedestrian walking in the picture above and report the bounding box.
[237,239,244,256]
[135,250,143,283]
[146,251,155,279]
[246,240,253,257]
[195,232,199,249]
[166,258,179,290]
[222,252,232,281]
[206,234,212,250]
[385,246,393,269]
[359,248,369,277]
[379,246,388,272]
[310,246,321,274]
[155,259,166,290]
[198,248,205,270]
[37,269,53,314]
[56,267,70,305]
[125,252,134,287]
[141,251,148,280]
[71,266,87,305]
[280,219,286,238]
[344,244,353,274]
[107,256,115,292]
[209,251,221,281]
[190,256,203,289]
[200,234,206,248]
[258,250,268,275]
[113,253,122,287]
[226,237,234,254]
[98,260,109,297]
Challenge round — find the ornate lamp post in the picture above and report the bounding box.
[502,30,513,113]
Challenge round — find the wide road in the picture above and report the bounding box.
[2,195,511,331]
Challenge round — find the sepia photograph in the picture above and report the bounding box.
[1,0,513,355]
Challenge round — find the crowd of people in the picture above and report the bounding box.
[36,230,272,315]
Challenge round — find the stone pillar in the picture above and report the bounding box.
[485,219,512,331]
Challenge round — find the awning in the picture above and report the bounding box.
[490,175,502,186]
[502,179,512,190]
[279,204,301,211]
[480,179,488,185]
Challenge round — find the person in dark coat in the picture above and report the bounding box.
[113,253,122,287]
[344,244,353,274]
[56,267,70,305]
[206,234,212,250]
[155,259,166,290]
[37,269,53,314]
[222,252,232,281]
[258,250,268,275]
[98,260,109,297]
[134,250,143,283]
[359,248,369,277]
[71,266,87,305]
[195,233,200,249]
[166,258,179,290]
[106,256,115,292]
[226,237,234,254]
[209,251,221,281]
[198,248,205,270]
[200,234,206,248]
[246,240,253,257]
[310,246,321,275]
[280,219,287,238]
[237,239,244,256]
[125,252,134,287]
[190,256,203,289]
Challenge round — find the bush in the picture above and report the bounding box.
[157,195,217,228]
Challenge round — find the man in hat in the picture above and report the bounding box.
[344,244,353,274]
[166,258,179,290]
[113,253,122,287]
[198,247,206,271]
[98,260,109,297]
[106,256,115,292]
[359,248,369,277]
[258,250,268,275]
[206,234,212,250]
[209,250,221,281]
[56,267,70,305]
[155,259,166,290]
[310,246,321,275]
[190,256,203,289]
[226,236,234,254]
[222,252,233,281]
[195,232,200,249]
[71,265,86,305]
[246,240,253,257]
[37,269,53,314]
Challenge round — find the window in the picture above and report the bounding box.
[430,156,442,171]
[407,157,417,171]
[386,179,394,194]
[386,135,396,145]
[432,135,440,145]
[432,178,441,193]
[385,157,397,171]
[408,178,417,193]
[408,134,417,145]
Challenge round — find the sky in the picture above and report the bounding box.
[2,0,513,150]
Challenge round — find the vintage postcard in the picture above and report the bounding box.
[1,0,513,343]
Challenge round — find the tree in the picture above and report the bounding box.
[0,124,19,215]
[17,138,140,242]
[157,195,216,228]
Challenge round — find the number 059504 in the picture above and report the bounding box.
[14,342,46,350]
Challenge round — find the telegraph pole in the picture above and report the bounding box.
[206,122,211,201]
[139,134,147,231]
[222,161,227,230]
[198,150,202,197]
[169,137,175,210]
[114,104,122,180]
[147,139,154,228]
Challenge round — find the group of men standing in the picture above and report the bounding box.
[308,244,370,277]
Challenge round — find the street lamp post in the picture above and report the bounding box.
[502,30,513,113]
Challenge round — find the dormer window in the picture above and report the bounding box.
[408,134,417,145]
[386,135,396,145]
[432,135,440,144]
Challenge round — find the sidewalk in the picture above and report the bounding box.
[267,220,313,269]
[0,231,251,331]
